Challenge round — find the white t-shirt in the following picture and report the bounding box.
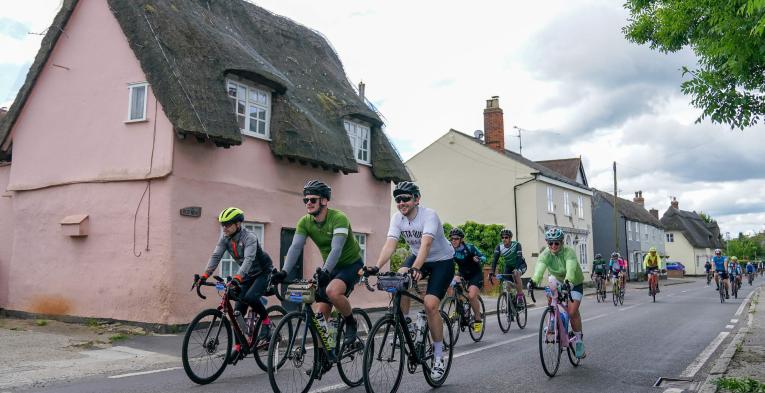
[387,206,454,262]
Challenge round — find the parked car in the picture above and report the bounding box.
[665,261,686,272]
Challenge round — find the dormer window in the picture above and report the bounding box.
[344,119,371,165]
[227,79,270,139]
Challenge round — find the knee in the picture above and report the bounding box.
[326,286,343,300]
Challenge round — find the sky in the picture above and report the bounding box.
[1,0,764,237]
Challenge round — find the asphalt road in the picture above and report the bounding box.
[21,277,761,393]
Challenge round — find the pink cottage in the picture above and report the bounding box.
[0,0,409,325]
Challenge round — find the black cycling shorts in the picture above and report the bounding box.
[716,270,729,280]
[646,266,659,274]
[404,255,455,299]
[316,259,363,304]
[459,269,484,289]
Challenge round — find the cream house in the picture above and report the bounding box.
[660,198,724,276]
[404,97,594,280]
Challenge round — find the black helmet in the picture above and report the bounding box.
[393,181,420,197]
[500,228,513,238]
[449,227,465,238]
[303,180,331,200]
[595,253,602,259]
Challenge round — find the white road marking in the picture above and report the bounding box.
[735,291,756,316]
[108,367,182,379]
[309,383,347,393]
[725,325,734,329]
[730,319,738,323]
[682,290,688,293]
[454,333,537,359]
[680,331,730,378]
[663,388,684,393]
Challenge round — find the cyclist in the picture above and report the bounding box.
[728,256,742,294]
[272,180,364,347]
[711,249,728,296]
[591,253,607,284]
[489,228,525,303]
[448,227,486,333]
[608,252,626,288]
[200,207,275,362]
[643,247,661,294]
[746,261,756,284]
[528,227,586,358]
[704,260,713,285]
[365,181,455,380]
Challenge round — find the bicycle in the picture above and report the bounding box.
[362,271,454,393]
[592,274,607,303]
[529,276,582,377]
[730,275,740,299]
[182,273,287,384]
[611,273,625,306]
[748,272,755,286]
[266,272,372,393]
[492,273,527,333]
[647,270,658,303]
[706,271,713,286]
[440,276,486,344]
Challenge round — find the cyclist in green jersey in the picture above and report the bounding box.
[489,228,526,302]
[528,227,586,358]
[272,180,363,345]
[591,253,607,281]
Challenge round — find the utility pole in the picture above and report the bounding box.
[512,126,524,156]
[613,161,619,254]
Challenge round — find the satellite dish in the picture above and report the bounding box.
[473,130,484,140]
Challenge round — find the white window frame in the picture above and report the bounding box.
[644,224,649,241]
[578,242,588,272]
[666,233,674,243]
[627,221,632,241]
[563,192,571,216]
[126,82,148,122]
[344,119,371,165]
[577,195,584,218]
[354,232,367,263]
[220,222,265,278]
[547,187,554,213]
[227,79,271,139]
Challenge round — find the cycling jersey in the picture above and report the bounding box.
[453,242,486,277]
[712,256,726,272]
[746,264,756,273]
[491,241,523,273]
[387,206,454,262]
[728,263,742,276]
[295,208,362,269]
[704,262,712,273]
[532,246,584,286]
[643,253,660,269]
[205,226,273,279]
[592,258,608,274]
[608,258,625,271]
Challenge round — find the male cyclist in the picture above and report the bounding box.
[608,252,626,288]
[528,228,586,358]
[712,249,728,295]
[200,207,275,362]
[643,247,661,294]
[746,261,756,284]
[272,180,364,347]
[728,256,742,294]
[448,227,486,333]
[489,228,525,303]
[365,181,455,380]
[591,253,607,282]
[704,260,713,285]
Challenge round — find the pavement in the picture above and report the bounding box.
[0,276,740,393]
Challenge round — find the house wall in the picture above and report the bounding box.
[6,0,174,192]
[0,164,13,307]
[168,136,394,323]
[664,230,697,274]
[591,199,624,262]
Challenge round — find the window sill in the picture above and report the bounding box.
[124,118,148,124]
[241,131,271,141]
[355,161,372,167]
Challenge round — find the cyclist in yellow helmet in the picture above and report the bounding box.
[643,247,661,294]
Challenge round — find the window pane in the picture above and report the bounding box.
[258,110,266,120]
[237,100,246,115]
[237,114,245,130]
[227,83,237,98]
[130,85,146,120]
[258,121,265,134]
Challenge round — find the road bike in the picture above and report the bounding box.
[612,273,625,306]
[182,273,286,384]
[593,274,607,303]
[706,271,713,286]
[748,272,755,286]
[266,272,371,393]
[492,273,528,333]
[730,275,740,299]
[715,272,726,303]
[440,276,485,344]
[647,270,659,303]
[530,277,582,377]
[362,271,454,393]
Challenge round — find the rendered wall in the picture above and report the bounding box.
[0,165,13,307]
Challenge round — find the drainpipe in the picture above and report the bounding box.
[513,173,538,238]
[624,219,631,281]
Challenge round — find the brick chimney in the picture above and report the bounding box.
[649,208,659,219]
[671,197,679,209]
[483,96,504,152]
[633,191,645,206]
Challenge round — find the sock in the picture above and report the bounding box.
[434,341,443,360]
[344,314,357,327]
[574,331,583,341]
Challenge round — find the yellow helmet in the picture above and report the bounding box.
[218,207,244,225]
[649,247,657,253]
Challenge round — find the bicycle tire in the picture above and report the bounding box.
[516,294,528,329]
[567,343,581,367]
[595,279,602,303]
[468,297,486,342]
[422,310,454,387]
[267,311,316,393]
[253,305,287,372]
[336,308,372,387]
[363,315,405,393]
[612,282,618,307]
[539,307,561,377]
[181,308,232,385]
[439,296,461,346]
[497,292,511,333]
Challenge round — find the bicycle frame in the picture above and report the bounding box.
[194,276,252,353]
[545,284,572,348]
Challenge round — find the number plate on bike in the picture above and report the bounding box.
[286,283,315,304]
[377,276,410,293]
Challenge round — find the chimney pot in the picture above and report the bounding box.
[633,190,645,206]
[483,96,505,152]
[671,197,679,209]
[358,81,365,101]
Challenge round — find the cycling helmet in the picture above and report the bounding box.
[449,227,465,238]
[611,252,620,258]
[393,181,420,197]
[544,227,564,242]
[500,228,513,238]
[649,246,657,252]
[303,180,332,200]
[714,248,722,254]
[731,256,738,262]
[595,253,602,259]
[218,207,244,225]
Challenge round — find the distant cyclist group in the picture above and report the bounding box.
[705,249,758,300]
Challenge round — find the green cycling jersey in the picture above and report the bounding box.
[295,208,361,268]
[532,245,584,286]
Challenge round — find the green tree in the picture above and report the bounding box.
[623,0,765,129]
[698,211,716,224]
[726,236,764,260]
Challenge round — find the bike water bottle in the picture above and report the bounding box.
[560,308,570,332]
[415,310,427,344]
[234,310,247,333]
[326,319,337,349]
[316,313,328,346]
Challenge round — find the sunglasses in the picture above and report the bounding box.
[547,241,561,246]
[501,236,510,239]
[394,195,413,203]
[302,197,320,204]
[450,237,461,241]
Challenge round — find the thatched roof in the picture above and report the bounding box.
[592,189,663,228]
[660,207,724,249]
[536,157,587,187]
[0,0,409,181]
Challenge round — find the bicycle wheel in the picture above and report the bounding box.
[181,308,232,385]
[439,296,461,346]
[363,315,405,393]
[538,307,561,377]
[422,310,454,387]
[267,311,317,393]
[497,292,511,333]
[719,284,725,303]
[595,280,602,303]
[336,308,372,387]
[253,305,287,372]
[651,281,656,303]
[567,342,581,367]
[515,294,528,329]
[612,282,618,306]
[468,297,486,342]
